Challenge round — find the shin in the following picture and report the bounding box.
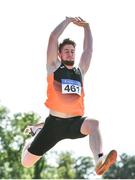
[81,119,103,163]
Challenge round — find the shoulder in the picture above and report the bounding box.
[75,66,84,80]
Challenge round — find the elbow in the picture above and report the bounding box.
[49,32,58,41]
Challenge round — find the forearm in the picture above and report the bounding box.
[83,24,93,52]
[50,18,71,39]
[79,22,93,74]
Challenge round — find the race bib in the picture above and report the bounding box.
[62,79,81,96]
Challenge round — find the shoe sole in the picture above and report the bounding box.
[96,150,117,175]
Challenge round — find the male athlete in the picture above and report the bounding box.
[21,17,117,175]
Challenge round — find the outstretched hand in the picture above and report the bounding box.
[73,17,89,27]
[66,16,89,27]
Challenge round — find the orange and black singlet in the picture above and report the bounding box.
[45,63,85,116]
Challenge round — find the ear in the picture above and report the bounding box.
[58,52,61,59]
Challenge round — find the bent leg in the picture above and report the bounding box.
[80,118,103,163]
[21,126,43,168]
[21,116,60,168]
[21,137,42,168]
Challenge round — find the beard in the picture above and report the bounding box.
[61,60,74,66]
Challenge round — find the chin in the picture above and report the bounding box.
[62,60,74,66]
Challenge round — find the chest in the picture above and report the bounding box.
[54,66,83,96]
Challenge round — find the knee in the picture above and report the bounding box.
[81,118,100,135]
[21,150,41,168]
[21,161,34,168]
[89,119,99,127]
[87,119,100,133]
[21,159,34,168]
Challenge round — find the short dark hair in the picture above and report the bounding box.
[58,38,76,53]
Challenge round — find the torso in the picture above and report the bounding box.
[49,109,78,118]
[45,63,85,117]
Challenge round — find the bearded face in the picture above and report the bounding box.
[61,59,74,66]
[59,44,75,67]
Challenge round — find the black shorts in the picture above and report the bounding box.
[28,115,87,156]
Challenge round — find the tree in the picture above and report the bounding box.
[74,156,95,179]
[4,104,133,179]
[0,104,45,179]
[56,151,76,179]
[43,151,95,179]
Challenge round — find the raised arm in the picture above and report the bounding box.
[74,17,93,75]
[47,17,75,69]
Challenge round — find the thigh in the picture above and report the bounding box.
[67,116,87,139]
[28,116,61,156]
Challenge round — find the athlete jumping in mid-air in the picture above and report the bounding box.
[21,17,117,175]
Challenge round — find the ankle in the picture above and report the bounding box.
[98,153,103,158]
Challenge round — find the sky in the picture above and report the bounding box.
[0,0,135,159]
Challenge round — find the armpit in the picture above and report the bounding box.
[46,60,61,75]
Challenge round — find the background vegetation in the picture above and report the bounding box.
[0,104,135,179]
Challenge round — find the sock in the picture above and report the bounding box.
[98,153,103,158]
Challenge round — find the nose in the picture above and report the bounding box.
[69,52,73,57]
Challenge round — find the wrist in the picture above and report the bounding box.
[65,17,74,24]
[83,22,89,28]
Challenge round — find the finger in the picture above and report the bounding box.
[75,17,83,22]
[78,17,85,22]
[75,18,85,25]
[75,17,81,22]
